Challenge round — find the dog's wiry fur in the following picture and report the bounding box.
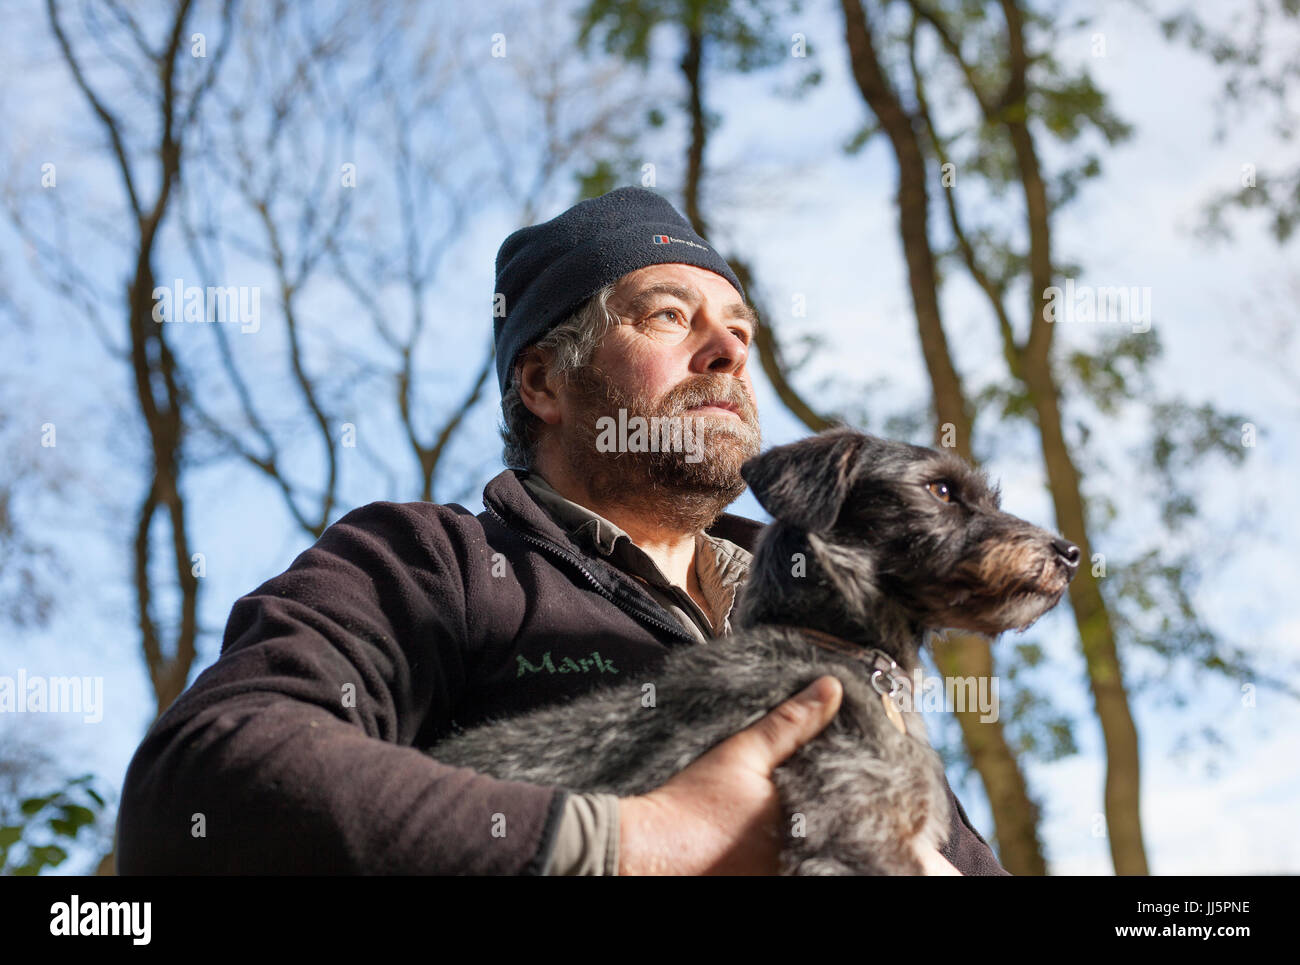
[428,428,1078,874]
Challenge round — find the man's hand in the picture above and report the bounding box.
[617,675,843,875]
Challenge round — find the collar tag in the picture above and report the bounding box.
[775,625,913,736]
[880,691,907,735]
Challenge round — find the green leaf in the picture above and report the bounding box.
[574,159,621,201]
[19,795,53,816]
[1014,642,1045,668]
[32,844,68,866]
[0,826,22,848]
[14,843,68,875]
[60,804,97,830]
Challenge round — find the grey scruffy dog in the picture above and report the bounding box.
[429,428,1079,874]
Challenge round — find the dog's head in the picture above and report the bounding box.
[740,427,1078,635]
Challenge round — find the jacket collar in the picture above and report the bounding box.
[482,467,768,644]
[518,471,753,638]
[481,468,765,557]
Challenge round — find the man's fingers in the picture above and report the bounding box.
[727,676,843,771]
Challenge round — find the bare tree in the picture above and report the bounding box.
[44,0,236,721]
[177,1,366,537]
[323,0,657,501]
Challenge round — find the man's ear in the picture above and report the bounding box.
[740,427,867,533]
[516,346,562,425]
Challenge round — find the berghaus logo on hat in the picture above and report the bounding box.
[651,233,708,250]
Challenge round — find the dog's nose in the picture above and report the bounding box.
[1052,537,1080,575]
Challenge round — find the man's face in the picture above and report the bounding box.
[555,263,762,530]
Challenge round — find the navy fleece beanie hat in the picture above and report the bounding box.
[493,186,745,396]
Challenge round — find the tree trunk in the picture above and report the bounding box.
[996,0,1148,875]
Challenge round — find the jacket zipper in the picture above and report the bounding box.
[484,504,697,644]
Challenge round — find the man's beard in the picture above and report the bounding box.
[560,364,762,533]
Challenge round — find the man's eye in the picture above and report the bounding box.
[926,481,953,503]
[643,309,689,339]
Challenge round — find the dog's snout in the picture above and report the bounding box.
[1052,537,1080,575]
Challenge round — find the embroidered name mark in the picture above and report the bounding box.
[516,651,619,677]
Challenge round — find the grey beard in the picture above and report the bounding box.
[562,366,761,533]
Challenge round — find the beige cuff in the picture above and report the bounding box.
[544,793,620,875]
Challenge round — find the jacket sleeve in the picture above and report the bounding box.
[939,778,1010,876]
[115,501,569,874]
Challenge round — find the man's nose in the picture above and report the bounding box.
[693,318,749,374]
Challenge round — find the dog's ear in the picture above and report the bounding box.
[741,428,867,533]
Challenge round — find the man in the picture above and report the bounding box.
[115,186,1004,875]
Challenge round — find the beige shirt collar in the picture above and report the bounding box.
[519,471,751,639]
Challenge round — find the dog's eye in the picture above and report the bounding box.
[926,481,953,503]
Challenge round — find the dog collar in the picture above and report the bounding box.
[776,626,913,736]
